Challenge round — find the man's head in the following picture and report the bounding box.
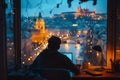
[48,36,61,50]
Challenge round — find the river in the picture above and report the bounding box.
[59,43,84,64]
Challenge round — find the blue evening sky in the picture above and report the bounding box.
[21,0,107,17]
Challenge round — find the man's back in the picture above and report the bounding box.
[30,49,79,74]
[30,36,80,80]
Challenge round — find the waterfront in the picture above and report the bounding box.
[7,6,107,67]
[59,43,83,64]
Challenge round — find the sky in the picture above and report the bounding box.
[21,0,107,17]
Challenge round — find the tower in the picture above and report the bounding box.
[31,13,48,43]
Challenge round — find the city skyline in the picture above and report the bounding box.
[21,0,107,17]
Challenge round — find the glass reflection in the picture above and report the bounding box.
[21,0,107,66]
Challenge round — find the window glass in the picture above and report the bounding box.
[6,0,15,71]
[21,0,107,66]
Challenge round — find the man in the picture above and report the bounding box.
[30,36,80,78]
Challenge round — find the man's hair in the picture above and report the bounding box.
[48,36,61,49]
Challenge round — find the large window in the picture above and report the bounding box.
[21,0,107,66]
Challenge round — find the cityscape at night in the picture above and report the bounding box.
[2,0,120,80]
[6,0,107,69]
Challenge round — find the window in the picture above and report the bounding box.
[21,0,107,66]
[6,0,15,71]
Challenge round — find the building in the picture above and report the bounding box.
[31,13,48,44]
[0,0,120,80]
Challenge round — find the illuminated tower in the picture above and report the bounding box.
[35,13,45,33]
[32,13,48,44]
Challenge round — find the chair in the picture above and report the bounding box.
[31,68,71,80]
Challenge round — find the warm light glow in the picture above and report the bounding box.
[9,48,12,50]
[76,57,82,60]
[30,56,32,59]
[88,62,91,65]
[83,30,88,35]
[11,42,14,45]
[22,62,25,64]
[77,30,81,35]
[96,52,99,57]
[90,42,92,44]
[37,53,40,55]
[90,46,92,49]
[32,17,48,44]
[28,58,31,61]
[34,54,37,56]
[72,24,78,27]
[75,43,80,49]
[89,50,92,53]
[66,40,69,44]
[34,40,37,43]
[63,18,66,20]
[87,39,90,42]
[74,7,81,19]
[116,50,120,53]
[64,43,69,51]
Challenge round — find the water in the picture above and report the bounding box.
[59,43,84,64]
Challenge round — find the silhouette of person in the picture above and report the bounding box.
[30,36,80,76]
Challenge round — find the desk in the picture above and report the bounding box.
[71,69,120,80]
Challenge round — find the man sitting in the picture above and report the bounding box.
[30,36,80,80]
